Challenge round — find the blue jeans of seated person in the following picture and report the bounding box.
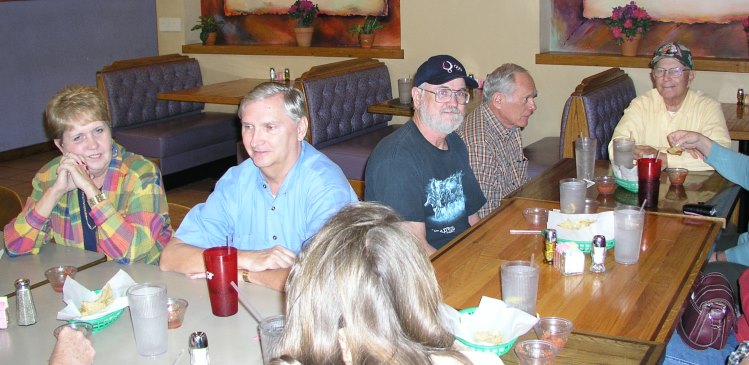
[725,232,749,266]
[663,330,738,365]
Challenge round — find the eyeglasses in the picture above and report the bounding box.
[419,88,471,105]
[652,67,690,78]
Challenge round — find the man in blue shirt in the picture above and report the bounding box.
[160,82,358,290]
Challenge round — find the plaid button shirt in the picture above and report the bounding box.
[458,103,528,218]
[4,142,170,265]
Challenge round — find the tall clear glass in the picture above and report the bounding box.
[127,283,168,356]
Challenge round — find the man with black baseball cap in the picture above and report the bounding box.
[608,42,730,171]
[365,55,486,254]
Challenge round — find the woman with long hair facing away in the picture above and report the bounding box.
[273,202,501,364]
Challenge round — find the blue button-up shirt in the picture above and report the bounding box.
[176,141,358,253]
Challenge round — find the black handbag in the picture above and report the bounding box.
[677,272,738,350]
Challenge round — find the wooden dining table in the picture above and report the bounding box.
[156,78,289,105]
[509,158,740,228]
[722,102,749,232]
[432,197,721,346]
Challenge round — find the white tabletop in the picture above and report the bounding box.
[0,241,106,297]
[1,261,284,364]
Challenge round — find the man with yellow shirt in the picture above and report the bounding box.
[608,42,730,171]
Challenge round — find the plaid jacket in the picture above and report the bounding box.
[4,142,171,264]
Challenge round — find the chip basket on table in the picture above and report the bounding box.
[455,307,517,356]
[612,164,638,193]
[68,288,125,333]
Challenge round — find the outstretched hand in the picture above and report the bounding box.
[667,130,711,160]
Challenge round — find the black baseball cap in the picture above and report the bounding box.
[413,55,478,89]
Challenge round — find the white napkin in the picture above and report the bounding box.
[612,164,638,182]
[56,269,135,321]
[548,210,616,242]
[448,296,538,346]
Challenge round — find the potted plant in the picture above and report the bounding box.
[604,1,652,56]
[191,15,225,45]
[288,0,319,47]
[348,16,384,48]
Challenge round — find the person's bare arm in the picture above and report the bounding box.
[49,327,95,365]
[401,221,436,256]
[468,213,480,226]
[161,238,296,273]
[159,238,206,274]
[243,268,290,292]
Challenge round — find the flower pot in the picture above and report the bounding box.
[294,27,314,47]
[620,34,642,57]
[204,32,217,46]
[359,34,375,48]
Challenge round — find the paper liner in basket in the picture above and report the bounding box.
[57,269,135,321]
[612,164,638,182]
[442,296,538,346]
[547,210,615,245]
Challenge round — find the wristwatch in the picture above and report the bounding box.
[87,192,107,207]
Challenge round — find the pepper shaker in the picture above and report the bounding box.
[739,88,745,106]
[15,278,37,326]
[589,235,607,273]
[284,68,290,82]
[544,229,557,264]
[189,331,210,365]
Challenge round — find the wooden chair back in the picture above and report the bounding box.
[559,68,636,159]
[168,202,191,231]
[0,185,23,228]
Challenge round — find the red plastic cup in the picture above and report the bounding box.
[637,158,662,209]
[203,246,238,317]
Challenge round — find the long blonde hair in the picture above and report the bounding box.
[274,202,469,365]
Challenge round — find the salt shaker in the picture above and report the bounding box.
[269,67,276,82]
[15,278,37,326]
[189,331,210,365]
[739,88,745,106]
[284,68,290,82]
[590,235,607,273]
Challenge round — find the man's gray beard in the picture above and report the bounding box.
[417,106,463,135]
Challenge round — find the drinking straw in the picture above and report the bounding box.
[171,349,185,365]
[639,199,647,213]
[226,235,231,254]
[230,281,263,323]
[530,253,535,263]
[510,230,543,235]
[655,150,660,161]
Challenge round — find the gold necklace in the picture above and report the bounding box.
[79,189,96,230]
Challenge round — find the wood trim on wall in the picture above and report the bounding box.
[536,52,749,73]
[182,44,404,59]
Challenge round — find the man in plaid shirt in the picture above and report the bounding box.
[458,64,538,218]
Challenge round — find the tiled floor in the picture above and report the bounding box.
[0,150,219,208]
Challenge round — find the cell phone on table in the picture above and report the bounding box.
[682,203,717,217]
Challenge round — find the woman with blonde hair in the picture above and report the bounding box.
[273,202,500,364]
[4,85,169,264]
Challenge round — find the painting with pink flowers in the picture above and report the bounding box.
[198,0,401,47]
[550,0,749,58]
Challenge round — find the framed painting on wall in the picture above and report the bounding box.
[549,0,749,58]
[198,0,401,47]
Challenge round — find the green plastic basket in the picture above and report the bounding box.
[69,289,124,333]
[558,238,615,254]
[614,177,638,193]
[456,307,517,356]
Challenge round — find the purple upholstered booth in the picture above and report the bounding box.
[97,54,239,175]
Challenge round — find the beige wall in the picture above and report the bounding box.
[156,0,749,145]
